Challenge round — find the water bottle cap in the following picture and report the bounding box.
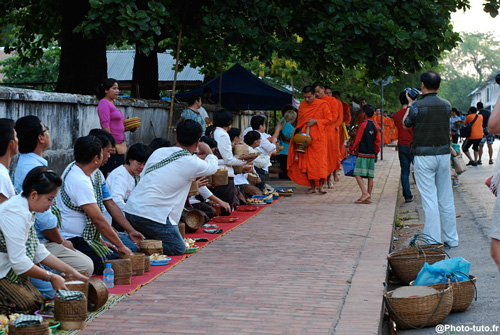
[106,263,112,268]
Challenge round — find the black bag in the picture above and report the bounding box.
[459,114,479,138]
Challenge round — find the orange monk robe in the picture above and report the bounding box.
[331,97,344,170]
[287,99,332,186]
[383,116,392,144]
[389,117,398,141]
[319,95,342,173]
[338,102,351,163]
[374,114,382,129]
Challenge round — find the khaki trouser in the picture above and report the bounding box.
[42,240,94,275]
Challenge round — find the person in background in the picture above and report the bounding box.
[0,119,17,203]
[149,138,171,152]
[462,106,483,166]
[201,87,216,104]
[181,93,206,135]
[0,167,89,314]
[97,78,126,176]
[449,107,462,144]
[106,143,150,215]
[393,92,414,203]
[272,109,297,179]
[477,102,494,165]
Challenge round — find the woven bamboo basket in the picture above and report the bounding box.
[247,173,259,185]
[87,278,109,311]
[65,280,89,300]
[54,296,88,330]
[207,174,213,185]
[182,209,204,233]
[234,144,249,156]
[140,240,163,255]
[411,275,477,313]
[120,252,145,276]
[105,259,132,285]
[8,320,50,335]
[144,255,151,272]
[212,169,228,185]
[388,248,447,284]
[188,180,199,196]
[233,165,243,174]
[385,283,453,330]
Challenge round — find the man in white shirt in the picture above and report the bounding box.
[125,119,218,255]
[57,135,132,274]
[0,119,17,204]
[13,116,94,276]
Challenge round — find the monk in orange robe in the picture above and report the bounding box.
[332,91,351,167]
[313,82,341,188]
[383,112,392,145]
[287,86,333,194]
[374,108,382,129]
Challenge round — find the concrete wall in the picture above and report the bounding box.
[0,86,186,174]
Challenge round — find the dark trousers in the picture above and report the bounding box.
[277,154,290,179]
[68,236,119,275]
[398,145,413,200]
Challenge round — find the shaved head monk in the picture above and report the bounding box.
[287,86,332,194]
[313,82,342,188]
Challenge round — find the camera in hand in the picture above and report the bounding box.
[405,87,421,100]
[496,73,500,85]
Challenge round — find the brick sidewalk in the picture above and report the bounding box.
[79,148,400,335]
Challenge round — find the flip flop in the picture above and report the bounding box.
[354,199,364,204]
[362,197,372,204]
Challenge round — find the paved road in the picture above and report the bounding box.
[78,150,401,335]
[397,141,500,335]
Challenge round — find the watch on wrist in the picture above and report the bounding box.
[44,270,53,282]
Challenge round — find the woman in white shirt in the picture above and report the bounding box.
[0,167,88,315]
[212,110,249,210]
[106,143,150,215]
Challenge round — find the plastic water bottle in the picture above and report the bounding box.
[103,263,114,288]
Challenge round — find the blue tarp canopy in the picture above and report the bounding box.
[175,63,293,111]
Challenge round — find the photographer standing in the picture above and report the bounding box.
[403,71,458,247]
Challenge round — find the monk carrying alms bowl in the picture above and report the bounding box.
[292,126,312,153]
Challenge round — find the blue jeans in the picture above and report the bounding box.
[103,232,138,253]
[414,154,458,246]
[398,145,413,200]
[68,236,119,275]
[125,213,186,255]
[31,277,55,299]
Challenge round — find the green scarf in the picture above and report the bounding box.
[0,213,38,283]
[60,163,110,260]
[143,149,191,175]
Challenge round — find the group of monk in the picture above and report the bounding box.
[373,109,398,145]
[287,83,351,194]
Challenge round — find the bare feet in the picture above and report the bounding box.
[318,188,327,194]
[334,170,340,182]
[307,188,317,194]
[327,175,334,188]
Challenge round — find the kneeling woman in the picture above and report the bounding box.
[0,167,88,315]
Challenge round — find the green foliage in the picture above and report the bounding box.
[0,47,60,87]
[439,74,478,112]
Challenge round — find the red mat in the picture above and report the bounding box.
[98,198,282,295]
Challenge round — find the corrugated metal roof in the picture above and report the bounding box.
[107,50,204,82]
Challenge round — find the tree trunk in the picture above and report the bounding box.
[56,0,107,95]
[131,47,160,100]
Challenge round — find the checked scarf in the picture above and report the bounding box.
[0,213,38,283]
[60,163,110,260]
[144,149,191,176]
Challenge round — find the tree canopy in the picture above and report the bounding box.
[1,0,498,97]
